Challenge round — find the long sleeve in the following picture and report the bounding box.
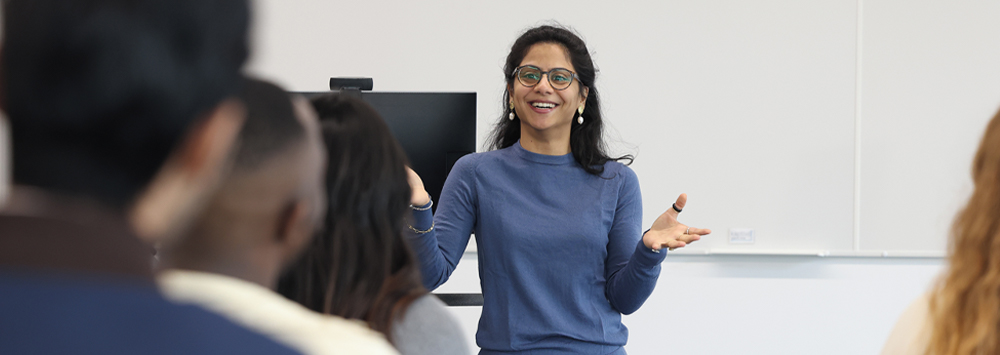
[408,142,657,353]
[405,155,478,291]
[603,167,666,315]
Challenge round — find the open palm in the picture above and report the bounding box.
[643,193,711,251]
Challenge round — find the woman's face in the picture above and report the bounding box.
[510,42,588,138]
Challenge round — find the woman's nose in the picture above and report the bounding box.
[533,73,555,93]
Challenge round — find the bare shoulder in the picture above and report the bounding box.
[880,292,932,355]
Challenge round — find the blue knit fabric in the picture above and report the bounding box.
[407,141,666,354]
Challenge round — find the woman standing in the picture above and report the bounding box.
[406,25,710,354]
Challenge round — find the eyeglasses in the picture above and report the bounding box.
[513,65,580,91]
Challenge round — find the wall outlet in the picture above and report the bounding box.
[729,228,755,244]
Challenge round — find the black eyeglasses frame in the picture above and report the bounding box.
[512,65,581,91]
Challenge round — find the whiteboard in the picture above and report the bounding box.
[248,0,1000,256]
[858,0,1000,254]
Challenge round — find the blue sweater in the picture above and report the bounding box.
[407,142,666,354]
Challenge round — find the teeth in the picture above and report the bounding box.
[531,102,556,109]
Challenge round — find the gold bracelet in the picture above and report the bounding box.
[408,222,434,234]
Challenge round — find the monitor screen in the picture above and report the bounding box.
[298,91,477,211]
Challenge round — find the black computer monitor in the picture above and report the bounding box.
[298,91,477,211]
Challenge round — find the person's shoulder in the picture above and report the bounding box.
[399,294,454,321]
[600,160,638,182]
[604,160,633,174]
[163,270,399,355]
[447,153,483,183]
[452,149,510,175]
[456,148,511,166]
[0,274,300,355]
[596,161,640,200]
[159,299,306,355]
[313,314,399,354]
[392,294,471,355]
[880,291,932,355]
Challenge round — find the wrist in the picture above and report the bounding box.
[635,239,668,263]
[410,199,433,211]
[641,228,657,249]
[407,199,435,235]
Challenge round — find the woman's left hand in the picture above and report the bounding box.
[406,166,431,207]
[643,193,711,252]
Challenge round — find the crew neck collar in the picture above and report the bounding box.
[511,141,575,166]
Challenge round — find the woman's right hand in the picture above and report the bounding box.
[406,167,431,207]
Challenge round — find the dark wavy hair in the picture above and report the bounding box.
[489,24,633,175]
[277,94,425,343]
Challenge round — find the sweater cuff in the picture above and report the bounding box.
[632,239,668,267]
[408,201,434,231]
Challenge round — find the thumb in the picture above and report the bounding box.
[665,193,688,220]
[674,193,688,210]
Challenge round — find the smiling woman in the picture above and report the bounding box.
[493,27,610,175]
[506,43,589,156]
[404,25,711,354]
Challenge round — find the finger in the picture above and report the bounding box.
[651,239,680,251]
[678,234,701,244]
[405,166,431,206]
[668,237,691,251]
[667,194,687,219]
[687,227,712,236]
[674,193,688,210]
[665,193,688,220]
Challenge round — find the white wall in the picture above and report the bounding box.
[246,0,978,353]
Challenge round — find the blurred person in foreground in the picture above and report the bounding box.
[881,107,1000,355]
[278,94,470,355]
[156,79,398,355]
[0,1,299,353]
